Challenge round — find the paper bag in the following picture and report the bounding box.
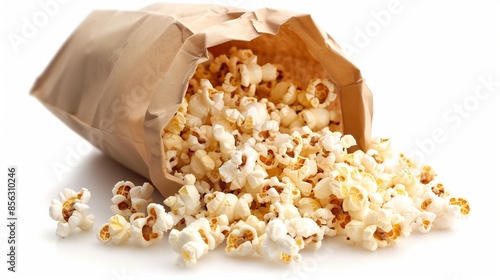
[31,3,373,198]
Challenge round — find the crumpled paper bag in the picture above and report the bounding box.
[31,3,373,198]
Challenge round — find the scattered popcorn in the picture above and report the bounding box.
[49,188,95,238]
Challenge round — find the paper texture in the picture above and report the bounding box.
[31,3,373,198]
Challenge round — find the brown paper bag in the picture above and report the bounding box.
[31,3,373,198]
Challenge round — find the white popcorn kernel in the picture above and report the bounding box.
[209,54,229,73]
[343,185,369,213]
[111,181,153,220]
[49,188,94,238]
[238,64,251,87]
[226,224,259,256]
[241,101,268,132]
[130,203,173,247]
[208,214,231,239]
[206,191,251,223]
[164,175,201,217]
[369,137,393,162]
[97,214,131,245]
[255,143,279,169]
[344,208,392,251]
[270,81,296,105]
[448,197,470,217]
[319,132,341,153]
[257,219,300,264]
[212,124,236,160]
[223,108,245,126]
[165,112,186,135]
[415,211,436,233]
[415,192,462,229]
[301,108,330,131]
[219,143,259,190]
[222,72,240,93]
[312,177,332,199]
[383,195,420,224]
[162,132,184,152]
[170,217,223,267]
[261,63,278,82]
[283,156,310,184]
[268,201,301,220]
[286,217,322,249]
[235,48,257,64]
[254,120,279,142]
[129,183,154,212]
[392,168,419,196]
[194,64,212,81]
[305,79,336,109]
[339,134,357,149]
[256,177,284,204]
[279,105,299,128]
[189,150,215,179]
[169,228,208,268]
[246,63,262,85]
[165,150,179,173]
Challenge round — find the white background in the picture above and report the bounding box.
[1,0,499,279]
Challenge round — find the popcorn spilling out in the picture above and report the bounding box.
[50,46,470,268]
[159,46,470,266]
[49,188,95,237]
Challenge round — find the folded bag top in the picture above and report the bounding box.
[31,3,373,198]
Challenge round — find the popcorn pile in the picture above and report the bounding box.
[49,46,470,268]
[159,47,470,266]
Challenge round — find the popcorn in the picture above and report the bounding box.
[305,79,336,109]
[257,219,301,264]
[226,223,260,256]
[261,63,278,82]
[110,181,154,220]
[169,217,224,267]
[219,143,259,190]
[164,174,201,220]
[205,191,252,223]
[130,203,173,247]
[49,188,94,238]
[285,217,322,249]
[97,214,131,245]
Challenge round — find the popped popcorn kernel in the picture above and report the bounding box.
[97,214,131,245]
[111,181,154,220]
[449,197,470,216]
[130,203,173,247]
[49,187,94,238]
